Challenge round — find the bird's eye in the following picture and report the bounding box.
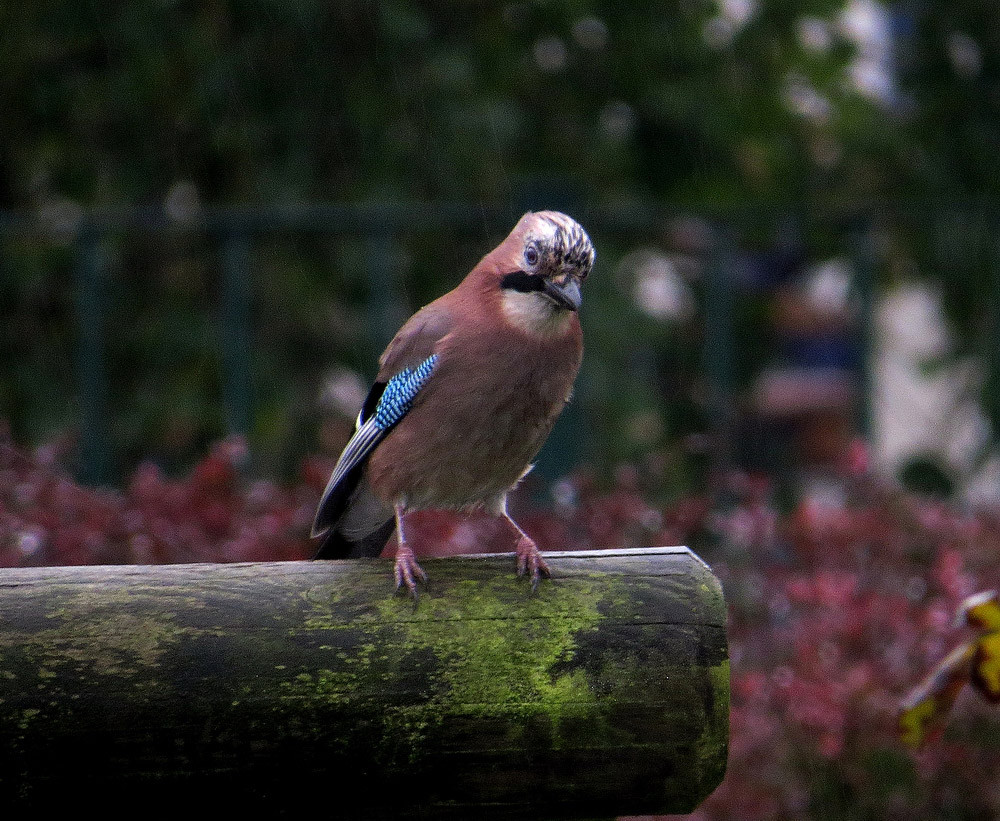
[524,246,539,267]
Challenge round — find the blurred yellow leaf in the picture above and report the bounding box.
[956,590,1000,631]
[900,589,1000,747]
[899,642,974,748]
[972,632,1000,702]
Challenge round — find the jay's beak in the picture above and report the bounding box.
[543,277,582,312]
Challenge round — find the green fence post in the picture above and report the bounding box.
[221,229,252,437]
[703,228,735,484]
[72,224,110,485]
[987,214,1000,436]
[366,232,403,353]
[849,217,877,439]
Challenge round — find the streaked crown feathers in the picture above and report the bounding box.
[516,211,595,277]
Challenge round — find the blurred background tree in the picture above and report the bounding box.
[3,0,1000,497]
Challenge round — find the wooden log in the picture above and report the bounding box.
[0,546,728,818]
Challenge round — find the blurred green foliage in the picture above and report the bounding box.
[3,1,1000,483]
[2,0,855,204]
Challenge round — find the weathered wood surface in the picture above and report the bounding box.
[0,546,728,819]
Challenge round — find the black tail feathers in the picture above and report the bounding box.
[313,519,397,560]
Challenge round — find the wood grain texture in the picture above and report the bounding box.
[0,547,728,819]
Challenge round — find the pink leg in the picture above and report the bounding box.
[393,505,427,598]
[501,510,551,591]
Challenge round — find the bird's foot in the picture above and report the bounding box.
[394,543,427,599]
[515,535,551,592]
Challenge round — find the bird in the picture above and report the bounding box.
[311,211,595,596]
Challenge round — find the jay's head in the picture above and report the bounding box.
[492,211,595,333]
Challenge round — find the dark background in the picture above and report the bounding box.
[4,3,1000,818]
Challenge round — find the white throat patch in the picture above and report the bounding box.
[500,289,573,337]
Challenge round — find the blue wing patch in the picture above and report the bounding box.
[312,354,438,536]
[373,355,438,430]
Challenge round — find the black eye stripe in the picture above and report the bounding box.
[501,270,546,294]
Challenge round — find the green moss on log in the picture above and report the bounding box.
[277,567,629,758]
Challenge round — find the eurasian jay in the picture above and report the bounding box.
[312,211,595,595]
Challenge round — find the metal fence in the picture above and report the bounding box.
[1,202,879,487]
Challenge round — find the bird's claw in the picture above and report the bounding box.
[515,535,551,592]
[394,544,427,600]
